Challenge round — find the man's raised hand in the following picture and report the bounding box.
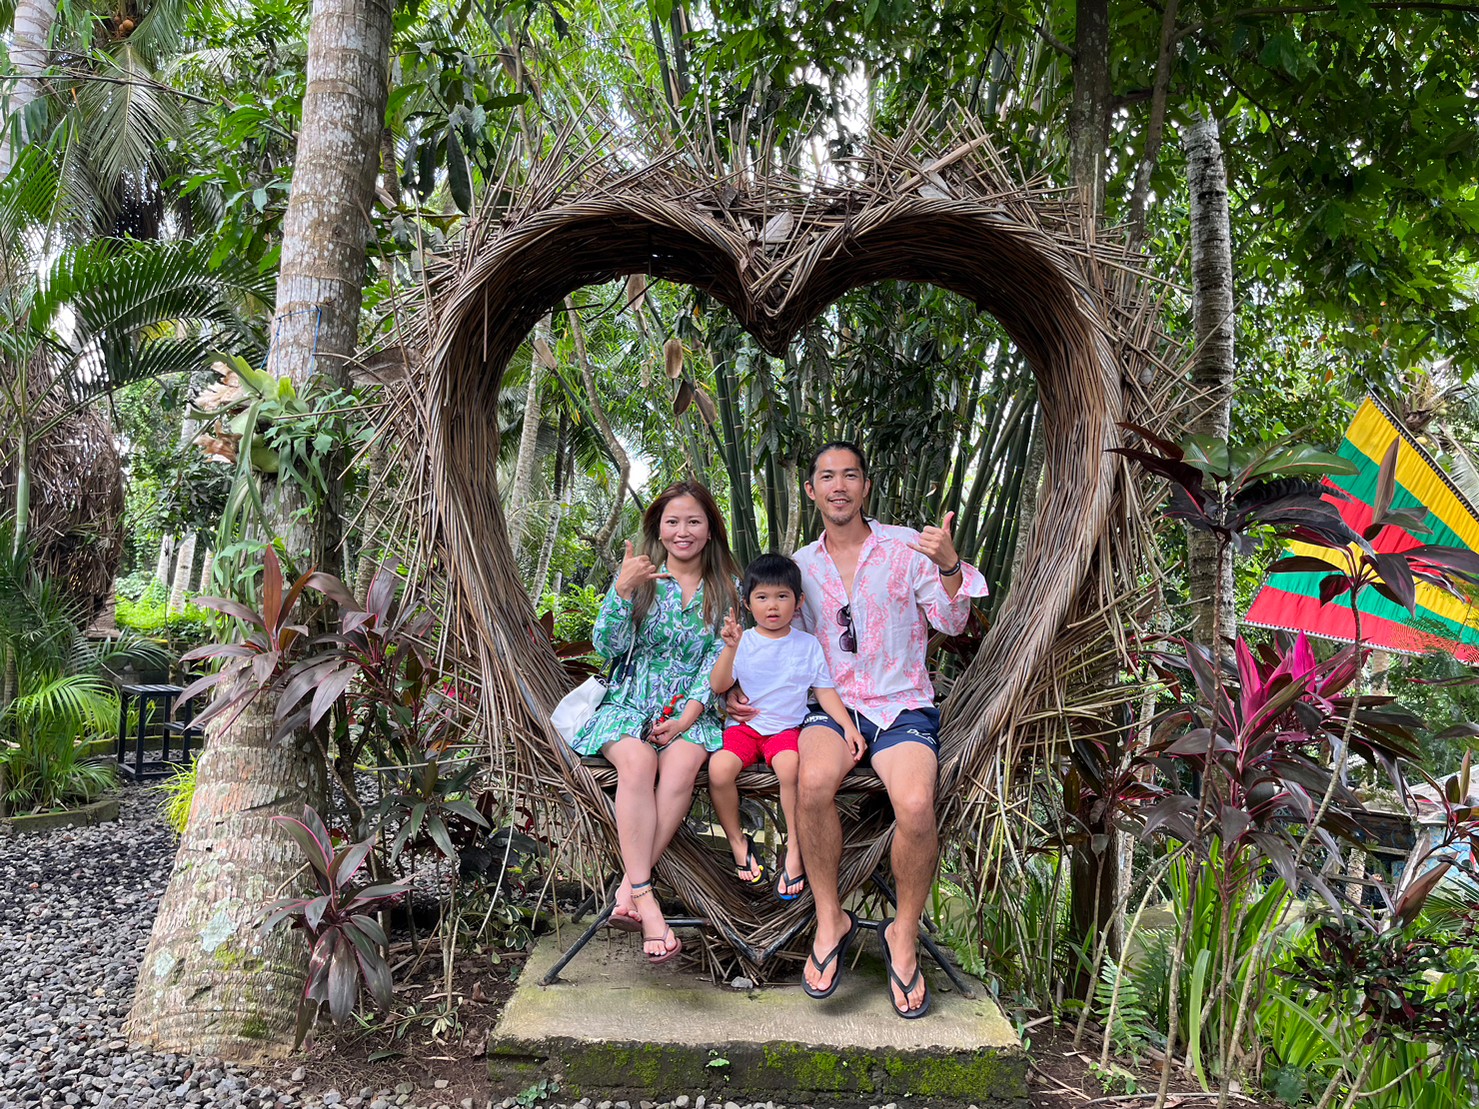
[907,510,960,572]
[720,608,743,649]
[614,539,672,599]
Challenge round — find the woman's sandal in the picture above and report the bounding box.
[606,904,642,933]
[631,880,682,965]
[877,916,932,1019]
[733,834,766,886]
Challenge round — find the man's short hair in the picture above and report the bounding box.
[742,553,803,601]
[809,440,869,480]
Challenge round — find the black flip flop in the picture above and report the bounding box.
[734,834,766,885]
[801,910,859,999]
[877,916,932,1019]
[776,867,807,902]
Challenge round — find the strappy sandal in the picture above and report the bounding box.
[631,880,681,965]
[733,834,766,886]
[801,910,858,999]
[877,916,932,1019]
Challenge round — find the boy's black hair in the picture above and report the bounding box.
[742,552,803,602]
[809,440,868,480]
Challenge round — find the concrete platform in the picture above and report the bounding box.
[489,925,1025,1106]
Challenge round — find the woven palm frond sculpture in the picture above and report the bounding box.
[380,114,1185,979]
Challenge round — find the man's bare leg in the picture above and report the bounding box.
[796,726,855,992]
[871,740,939,1013]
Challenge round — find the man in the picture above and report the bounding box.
[730,441,988,1017]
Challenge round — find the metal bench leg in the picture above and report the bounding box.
[540,901,616,985]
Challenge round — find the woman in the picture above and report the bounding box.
[568,480,740,964]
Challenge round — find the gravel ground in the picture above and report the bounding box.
[0,789,989,1109]
[0,789,495,1109]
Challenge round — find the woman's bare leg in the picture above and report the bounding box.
[651,740,709,863]
[603,736,660,885]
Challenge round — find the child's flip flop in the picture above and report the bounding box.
[877,916,932,1019]
[775,867,806,901]
[734,834,766,885]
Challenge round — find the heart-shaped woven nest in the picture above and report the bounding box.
[381,117,1183,979]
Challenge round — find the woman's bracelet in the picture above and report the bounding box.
[940,559,962,578]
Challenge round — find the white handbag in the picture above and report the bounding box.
[551,639,635,745]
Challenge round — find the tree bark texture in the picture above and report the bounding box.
[0,0,57,180]
[168,533,196,614]
[126,700,328,1058]
[1183,114,1237,647]
[507,318,552,552]
[1068,0,1111,217]
[128,0,392,1060]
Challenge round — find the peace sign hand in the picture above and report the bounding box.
[720,608,743,649]
[907,510,960,573]
[615,539,672,600]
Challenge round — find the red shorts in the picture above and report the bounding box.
[720,722,801,768]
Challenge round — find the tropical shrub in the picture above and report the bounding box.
[259,806,409,1047]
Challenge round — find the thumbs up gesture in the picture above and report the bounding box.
[615,539,671,600]
[907,510,960,573]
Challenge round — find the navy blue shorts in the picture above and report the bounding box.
[798,704,941,758]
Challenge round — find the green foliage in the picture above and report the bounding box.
[1258,901,1479,1109]
[0,536,165,814]
[153,759,198,836]
[537,584,603,647]
[114,579,213,646]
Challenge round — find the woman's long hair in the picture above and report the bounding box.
[630,480,740,632]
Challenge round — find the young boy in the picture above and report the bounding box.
[709,553,865,901]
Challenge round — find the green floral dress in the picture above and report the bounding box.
[568,579,726,755]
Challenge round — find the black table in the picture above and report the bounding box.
[114,683,203,780]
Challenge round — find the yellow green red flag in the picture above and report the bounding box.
[1245,395,1479,661]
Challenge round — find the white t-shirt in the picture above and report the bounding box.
[731,627,835,735]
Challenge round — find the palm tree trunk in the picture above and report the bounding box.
[167,534,196,615]
[1183,113,1236,649]
[128,0,392,1060]
[0,0,57,180]
[507,318,552,552]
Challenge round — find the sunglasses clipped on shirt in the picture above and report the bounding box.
[837,603,857,653]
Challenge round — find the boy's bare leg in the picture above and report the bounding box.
[796,726,855,992]
[770,748,805,895]
[871,740,939,1013]
[707,749,759,879]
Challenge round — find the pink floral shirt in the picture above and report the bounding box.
[793,521,990,728]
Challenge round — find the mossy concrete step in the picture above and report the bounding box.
[490,926,1025,1106]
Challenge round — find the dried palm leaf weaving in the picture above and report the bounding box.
[382,115,1186,979]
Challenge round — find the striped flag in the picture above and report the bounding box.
[1245,396,1479,661]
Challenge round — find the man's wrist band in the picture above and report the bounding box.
[940,559,962,578]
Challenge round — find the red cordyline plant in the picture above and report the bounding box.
[1086,427,1479,1105]
[177,546,356,731]
[258,806,409,1047]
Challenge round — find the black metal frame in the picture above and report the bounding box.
[540,871,978,1000]
[115,683,202,780]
